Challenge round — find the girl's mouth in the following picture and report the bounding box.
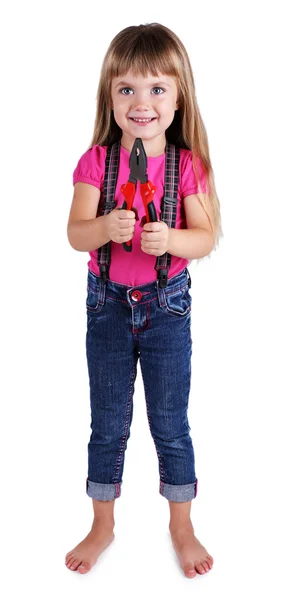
[129,117,157,125]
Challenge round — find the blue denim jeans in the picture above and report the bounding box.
[85,266,198,502]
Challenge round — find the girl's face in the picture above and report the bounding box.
[110,70,179,154]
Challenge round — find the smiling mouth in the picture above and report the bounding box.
[129,117,157,123]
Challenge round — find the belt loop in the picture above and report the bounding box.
[156,280,167,308]
[98,279,106,306]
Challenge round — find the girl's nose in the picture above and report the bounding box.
[132,103,151,112]
[131,91,151,109]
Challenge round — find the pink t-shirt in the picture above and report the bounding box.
[73,144,208,286]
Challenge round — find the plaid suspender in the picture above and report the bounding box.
[155,142,180,288]
[98,140,180,287]
[97,141,120,283]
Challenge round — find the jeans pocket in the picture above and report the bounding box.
[86,282,103,314]
[165,283,192,317]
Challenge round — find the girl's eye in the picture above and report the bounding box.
[152,87,164,95]
[120,88,134,95]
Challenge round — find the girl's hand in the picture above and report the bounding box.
[106,207,136,244]
[141,221,169,256]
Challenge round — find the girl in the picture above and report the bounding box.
[66,22,222,578]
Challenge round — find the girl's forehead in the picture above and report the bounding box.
[111,71,176,86]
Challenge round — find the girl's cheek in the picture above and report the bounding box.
[155,95,167,104]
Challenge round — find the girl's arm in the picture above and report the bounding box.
[167,193,215,260]
[167,227,214,260]
[67,182,111,252]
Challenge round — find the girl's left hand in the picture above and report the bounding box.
[141,221,169,256]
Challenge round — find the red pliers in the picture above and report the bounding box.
[120,137,157,251]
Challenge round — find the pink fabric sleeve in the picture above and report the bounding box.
[180,150,209,197]
[73,145,107,189]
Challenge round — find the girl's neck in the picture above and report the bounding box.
[120,134,166,157]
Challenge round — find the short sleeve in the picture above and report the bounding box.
[72,145,107,189]
[180,149,209,198]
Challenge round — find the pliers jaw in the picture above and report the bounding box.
[129,138,148,184]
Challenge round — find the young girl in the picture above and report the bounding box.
[66,22,222,578]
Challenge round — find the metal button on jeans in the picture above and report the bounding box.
[131,290,142,302]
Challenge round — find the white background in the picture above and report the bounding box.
[1,0,284,597]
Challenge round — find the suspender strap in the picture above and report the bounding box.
[155,142,180,288]
[97,141,120,283]
[97,139,180,287]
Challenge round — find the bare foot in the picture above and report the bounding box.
[169,521,214,578]
[65,520,115,574]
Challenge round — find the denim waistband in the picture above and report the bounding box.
[87,267,191,307]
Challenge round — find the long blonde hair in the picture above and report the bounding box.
[89,23,223,252]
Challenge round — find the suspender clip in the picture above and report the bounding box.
[99,265,109,284]
[158,269,168,289]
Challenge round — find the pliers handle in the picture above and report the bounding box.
[120,138,157,252]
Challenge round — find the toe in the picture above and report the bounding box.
[68,558,79,570]
[184,562,196,578]
[77,562,91,574]
[202,560,210,572]
[196,562,206,575]
[65,552,73,564]
[71,558,82,571]
[66,555,75,568]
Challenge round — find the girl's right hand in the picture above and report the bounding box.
[105,207,137,244]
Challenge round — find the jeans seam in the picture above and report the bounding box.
[113,360,136,482]
[141,366,166,482]
[132,302,151,334]
[166,283,189,297]
[106,296,128,304]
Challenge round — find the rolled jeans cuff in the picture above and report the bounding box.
[86,478,121,500]
[159,479,198,502]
